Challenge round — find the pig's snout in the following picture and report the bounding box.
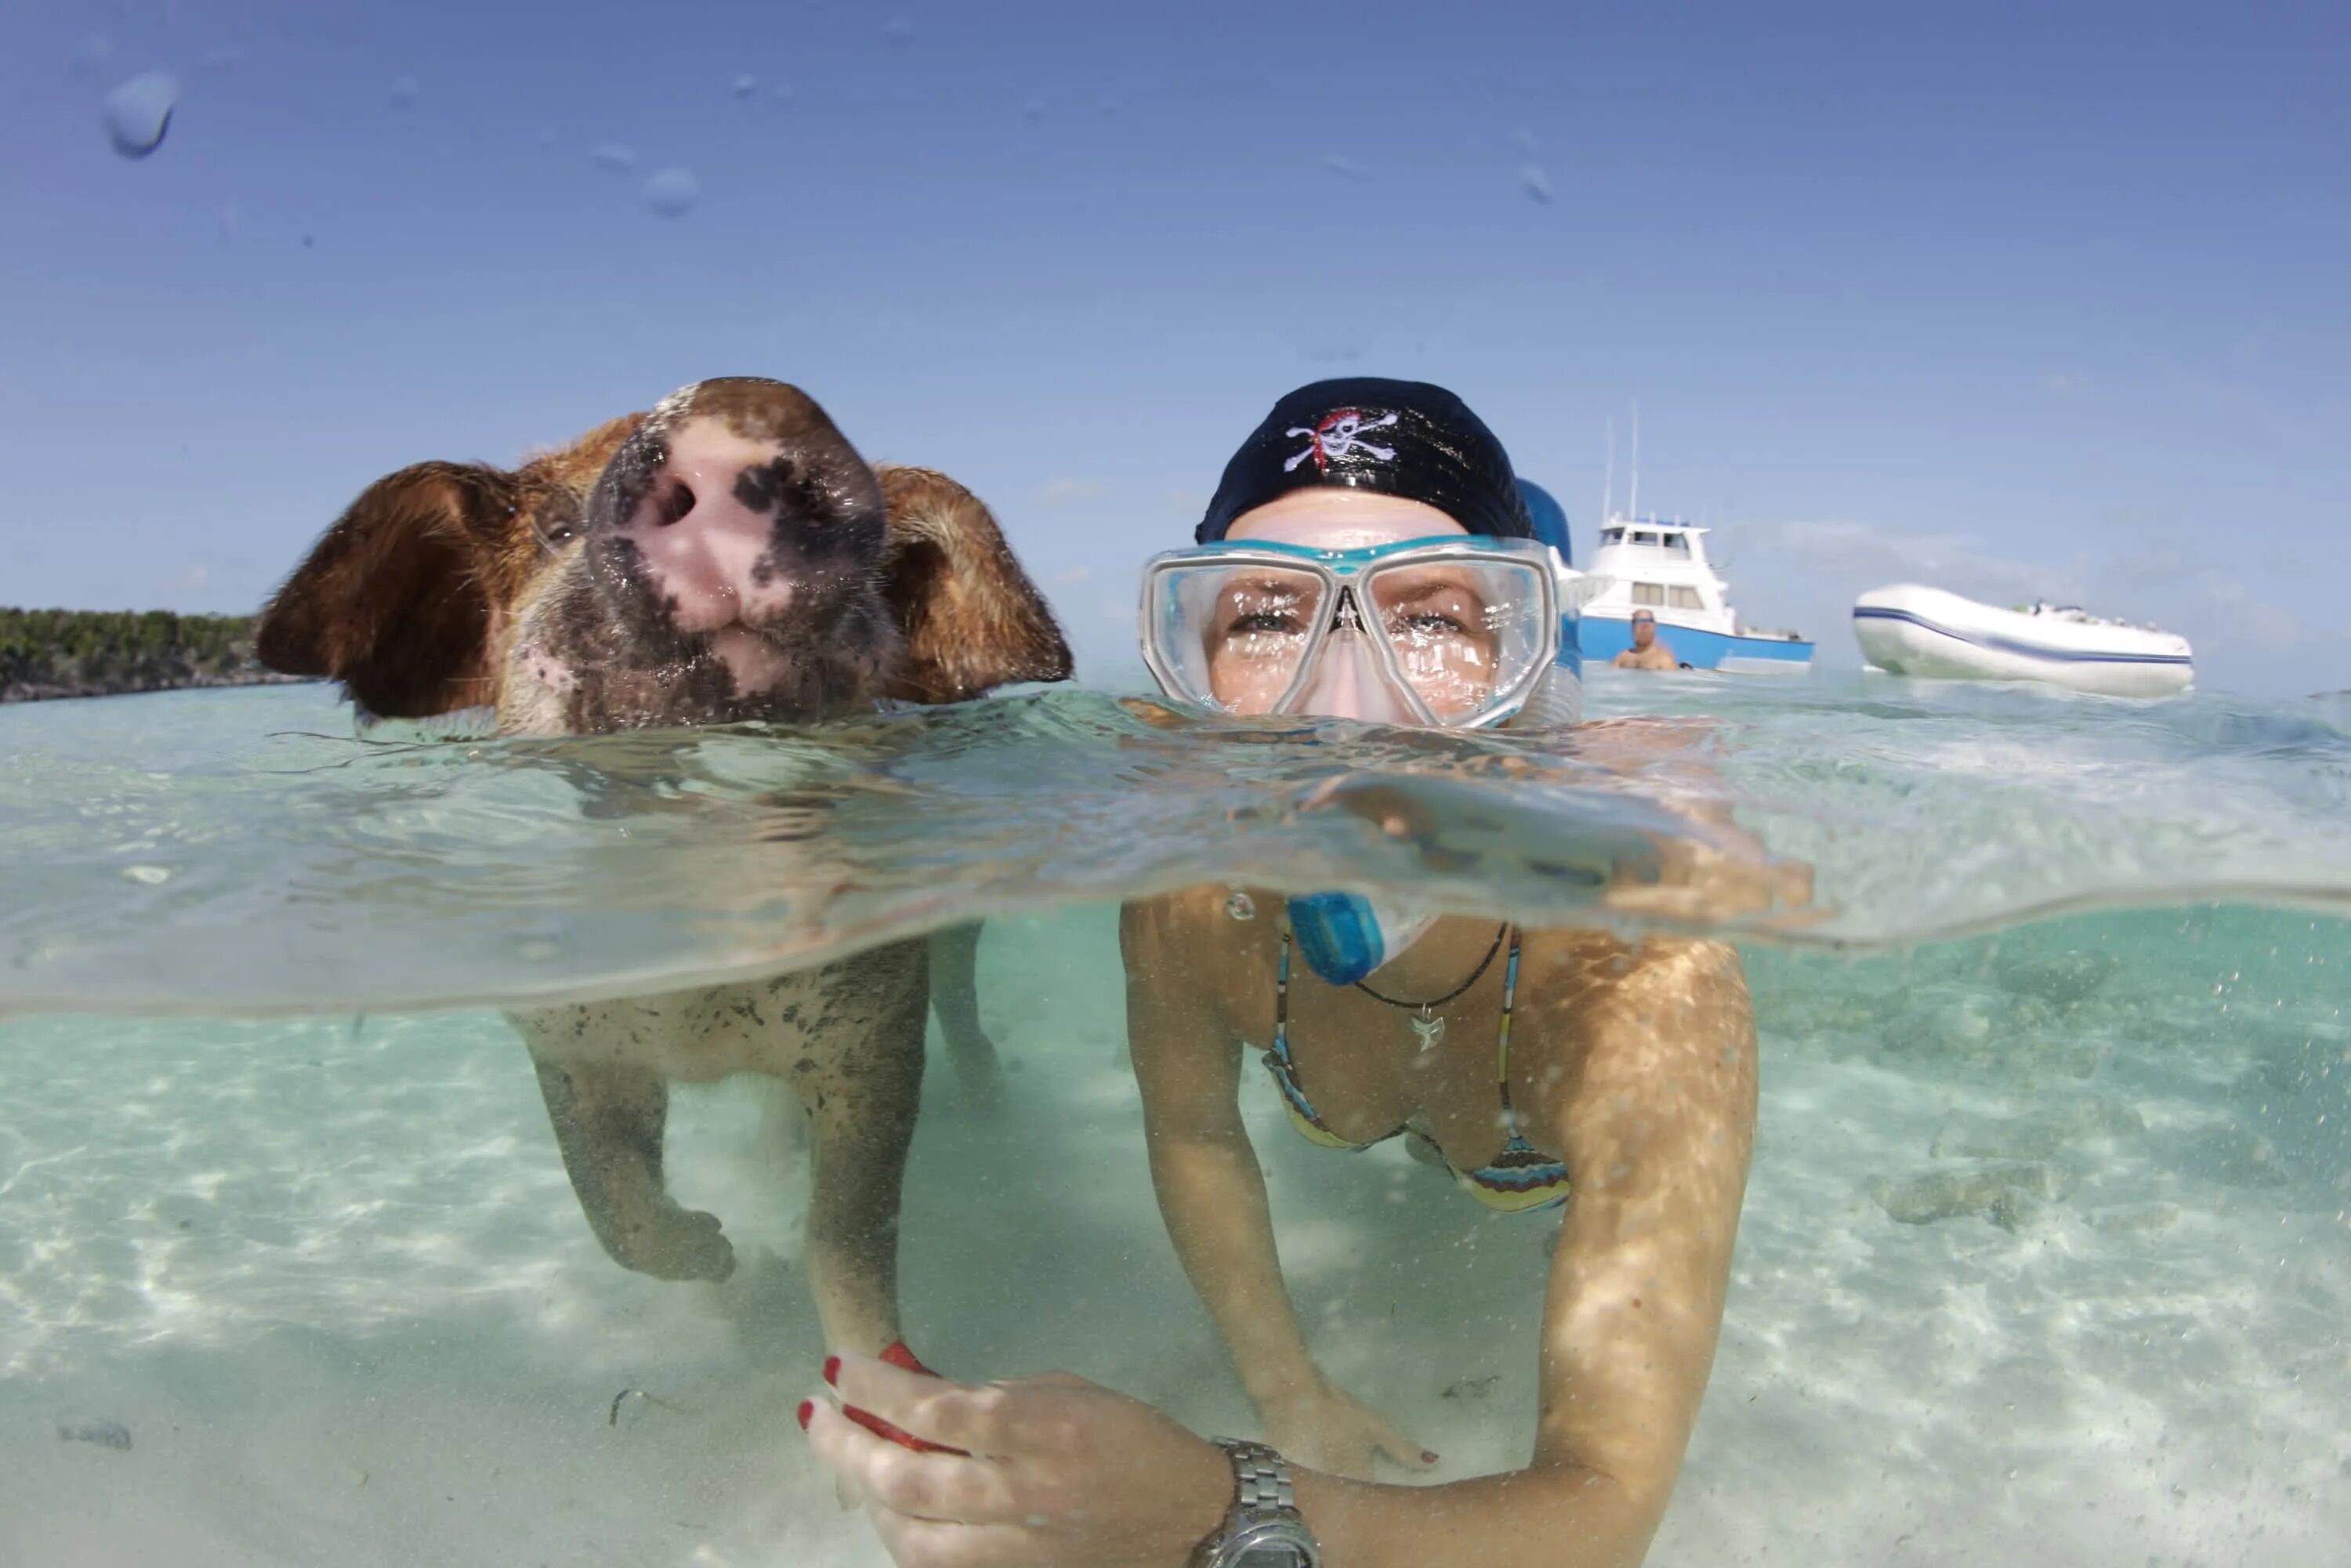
[614,421,828,636]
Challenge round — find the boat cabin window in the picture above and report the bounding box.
[1632,531,1659,546]
[1632,582,1665,607]
[1668,585,1704,610]
[1660,534,1691,556]
[1600,527,1625,545]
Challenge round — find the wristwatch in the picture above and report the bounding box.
[1189,1438,1322,1568]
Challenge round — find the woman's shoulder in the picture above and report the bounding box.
[1512,928,1746,1008]
[1120,885,1268,965]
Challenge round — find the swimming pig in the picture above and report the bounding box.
[255,377,1070,1357]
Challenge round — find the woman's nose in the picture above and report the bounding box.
[1299,629,1415,723]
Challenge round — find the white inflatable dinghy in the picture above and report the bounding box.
[1853,584,2193,697]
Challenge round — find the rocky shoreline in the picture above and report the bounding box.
[1,608,307,704]
[2,668,310,704]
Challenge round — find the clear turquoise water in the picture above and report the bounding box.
[2,675,2347,1566]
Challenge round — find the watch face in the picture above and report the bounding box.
[1232,1547,1310,1568]
[1225,1523,1317,1568]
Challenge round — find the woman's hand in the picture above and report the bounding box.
[802,1351,1233,1568]
[1258,1378,1436,1482]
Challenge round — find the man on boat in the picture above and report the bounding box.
[1614,608,1680,670]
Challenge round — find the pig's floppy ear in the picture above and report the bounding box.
[255,461,522,719]
[875,465,1074,704]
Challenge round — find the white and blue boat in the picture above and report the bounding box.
[1578,516,1815,672]
[1853,584,2193,697]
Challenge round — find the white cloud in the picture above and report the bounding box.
[1037,476,1106,505]
[1738,517,2081,607]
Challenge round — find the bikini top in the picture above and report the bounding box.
[1260,923,1572,1214]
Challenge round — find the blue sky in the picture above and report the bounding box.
[4,0,2344,696]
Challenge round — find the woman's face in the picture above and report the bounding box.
[1212,492,1502,723]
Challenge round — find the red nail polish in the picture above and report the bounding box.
[796,1400,814,1431]
[881,1339,937,1377]
[821,1355,841,1387]
[843,1402,970,1458]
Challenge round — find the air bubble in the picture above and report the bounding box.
[1520,163,1554,204]
[389,74,420,110]
[732,74,759,99]
[103,71,179,160]
[591,143,638,172]
[123,865,172,885]
[643,167,700,217]
[1323,154,1371,181]
[883,16,915,45]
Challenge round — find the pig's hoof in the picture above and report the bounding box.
[610,1206,737,1282]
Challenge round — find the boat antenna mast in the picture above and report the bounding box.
[1628,400,1641,524]
[1601,415,1614,526]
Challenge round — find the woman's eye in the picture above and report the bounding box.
[1229,611,1302,636]
[1398,612,1470,637]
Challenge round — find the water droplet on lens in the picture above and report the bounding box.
[731,73,758,99]
[883,16,915,45]
[389,74,420,110]
[103,71,179,159]
[1515,125,1540,154]
[643,166,699,217]
[1323,153,1371,181]
[770,82,795,103]
[1520,162,1555,204]
[1022,95,1048,120]
[591,143,638,172]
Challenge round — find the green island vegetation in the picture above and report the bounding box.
[0,607,300,702]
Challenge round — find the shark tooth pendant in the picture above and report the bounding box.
[1411,1009,1446,1053]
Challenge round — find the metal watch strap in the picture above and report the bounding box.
[1219,1439,1299,1515]
[1190,1438,1318,1568]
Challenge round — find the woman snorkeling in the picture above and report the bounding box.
[805,378,1777,1568]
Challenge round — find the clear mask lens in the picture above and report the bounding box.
[1143,543,1556,726]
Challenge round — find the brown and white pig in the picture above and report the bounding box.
[255,377,1070,1360]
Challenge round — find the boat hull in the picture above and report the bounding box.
[1852,585,2192,697]
[1581,614,1814,672]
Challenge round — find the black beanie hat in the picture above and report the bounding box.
[1196,378,1534,545]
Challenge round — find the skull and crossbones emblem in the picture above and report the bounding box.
[1285,408,1400,473]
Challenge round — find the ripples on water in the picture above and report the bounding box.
[2,674,2346,1566]
[4,675,2347,1015]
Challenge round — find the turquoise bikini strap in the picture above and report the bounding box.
[1494,928,1527,1137]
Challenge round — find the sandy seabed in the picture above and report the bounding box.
[3,906,2346,1568]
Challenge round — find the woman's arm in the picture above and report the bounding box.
[1122,898,1433,1474]
[1288,935,1759,1566]
[1121,896,1319,1406]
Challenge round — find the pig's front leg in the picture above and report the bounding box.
[786,943,929,1355]
[515,1013,737,1282]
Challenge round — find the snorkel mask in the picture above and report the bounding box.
[1139,531,1601,984]
[1164,377,1597,987]
[1139,534,1585,730]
